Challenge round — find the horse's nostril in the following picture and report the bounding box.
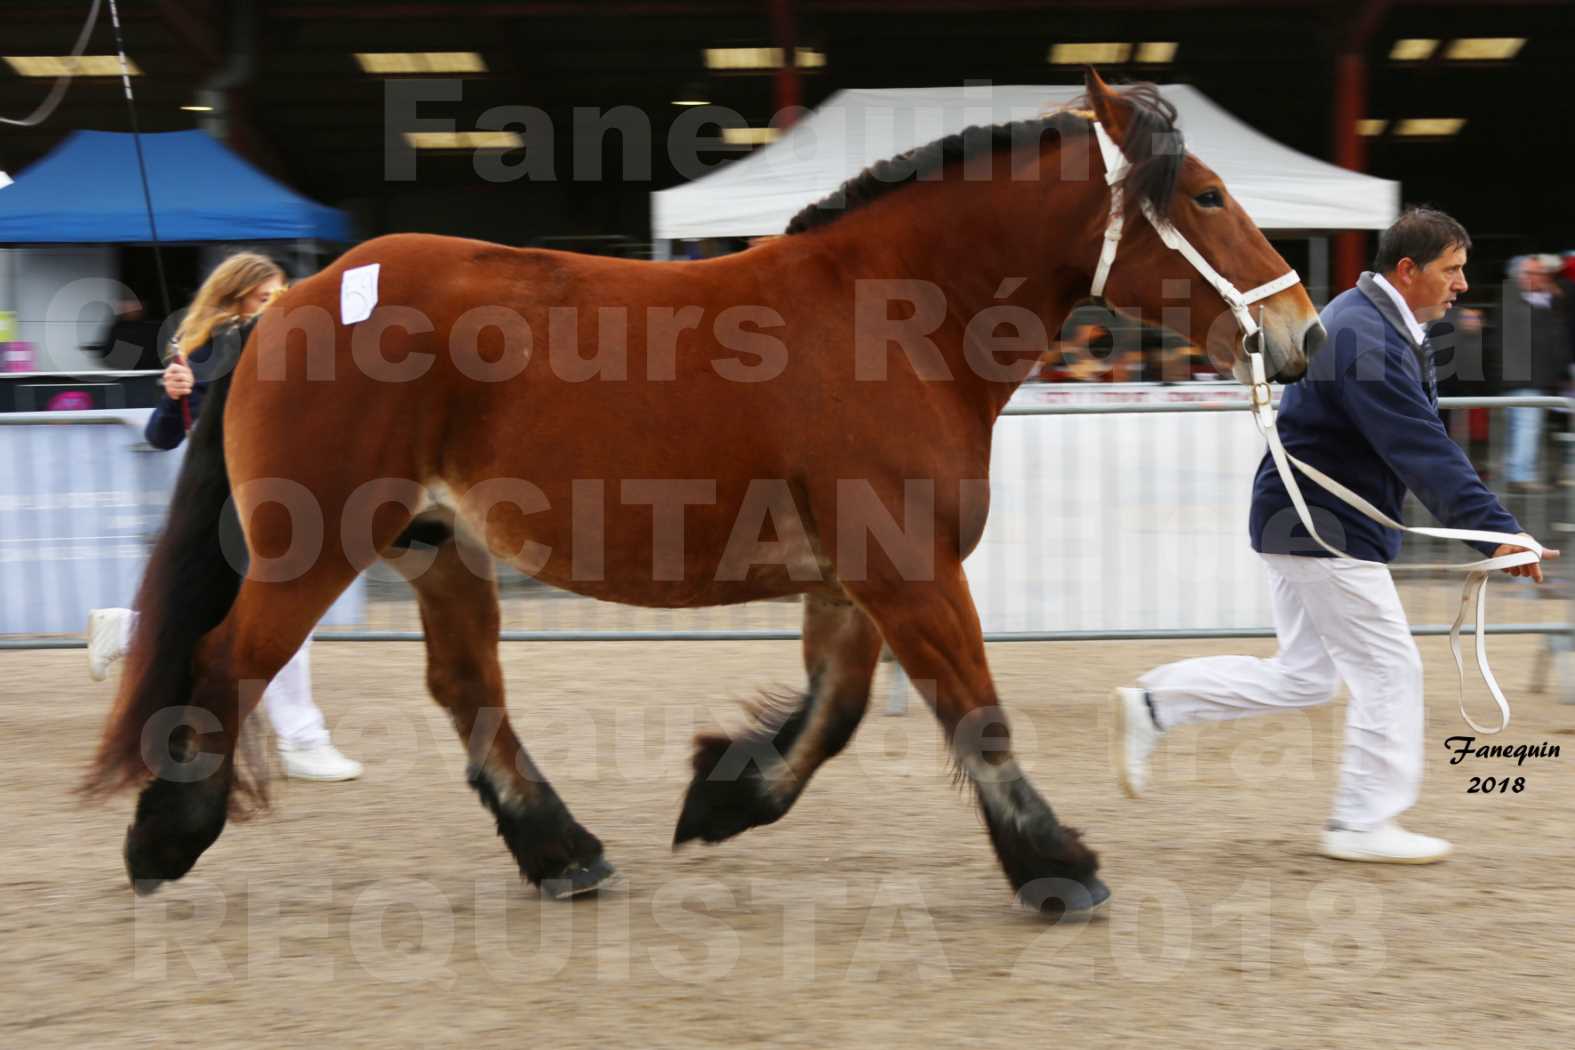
[1302,320,1327,360]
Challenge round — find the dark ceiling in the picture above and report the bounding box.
[2,0,1571,258]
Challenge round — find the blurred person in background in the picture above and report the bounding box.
[89,297,163,372]
[1497,254,1571,493]
[85,252,362,782]
[1032,311,1186,383]
[1558,251,1575,369]
[1036,321,1136,381]
[1432,303,1493,472]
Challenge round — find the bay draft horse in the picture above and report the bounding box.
[87,72,1323,916]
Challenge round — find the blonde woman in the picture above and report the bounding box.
[86,253,362,782]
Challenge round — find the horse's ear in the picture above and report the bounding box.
[1083,67,1134,144]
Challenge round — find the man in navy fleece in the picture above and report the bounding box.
[1112,208,1556,864]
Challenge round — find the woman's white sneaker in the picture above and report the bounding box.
[85,608,132,681]
[1111,686,1163,798]
[1320,820,1452,864]
[279,743,363,782]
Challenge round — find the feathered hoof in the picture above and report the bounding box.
[672,773,778,847]
[122,775,229,894]
[124,822,203,894]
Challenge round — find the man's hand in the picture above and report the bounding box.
[1493,539,1559,583]
[162,359,194,399]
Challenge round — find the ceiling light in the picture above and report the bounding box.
[1134,42,1178,64]
[404,131,523,150]
[1356,119,1387,137]
[356,52,487,75]
[1048,43,1132,65]
[705,47,781,71]
[1394,118,1466,137]
[1389,39,1438,61]
[672,80,709,106]
[702,46,826,72]
[722,127,780,146]
[181,104,213,112]
[4,55,140,77]
[1444,38,1525,61]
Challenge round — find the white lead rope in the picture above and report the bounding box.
[1247,351,1542,735]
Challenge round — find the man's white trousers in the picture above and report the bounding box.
[1139,553,1425,830]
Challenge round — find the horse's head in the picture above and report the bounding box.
[1079,70,1324,383]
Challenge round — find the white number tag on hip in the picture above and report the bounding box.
[340,263,380,325]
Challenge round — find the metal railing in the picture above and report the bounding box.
[1,395,1570,653]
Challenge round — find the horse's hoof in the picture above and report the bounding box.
[672,770,783,848]
[1019,876,1111,920]
[123,820,202,891]
[124,836,175,894]
[671,784,721,848]
[541,856,619,900]
[1064,878,1112,919]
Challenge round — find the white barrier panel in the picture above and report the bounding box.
[968,386,1272,633]
[0,410,364,634]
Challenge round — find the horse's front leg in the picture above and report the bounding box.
[847,562,1109,917]
[674,592,883,845]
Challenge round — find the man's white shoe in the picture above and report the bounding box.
[1320,820,1452,864]
[1111,686,1163,798]
[279,743,364,782]
[86,608,132,681]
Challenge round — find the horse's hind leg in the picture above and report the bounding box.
[124,564,356,891]
[674,592,882,845]
[387,511,613,898]
[847,564,1109,917]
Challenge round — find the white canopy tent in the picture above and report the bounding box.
[652,84,1398,241]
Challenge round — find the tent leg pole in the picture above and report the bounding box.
[771,0,801,122]
[1308,236,1329,308]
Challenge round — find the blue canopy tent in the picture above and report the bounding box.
[0,130,352,373]
[0,129,351,243]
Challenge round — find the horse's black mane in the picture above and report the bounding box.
[785,84,1183,235]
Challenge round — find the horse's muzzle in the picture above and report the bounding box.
[1271,317,1326,383]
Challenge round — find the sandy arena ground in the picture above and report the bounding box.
[2,635,1572,1048]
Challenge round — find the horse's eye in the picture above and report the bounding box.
[1194,189,1225,209]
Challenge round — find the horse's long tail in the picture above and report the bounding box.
[83,321,256,801]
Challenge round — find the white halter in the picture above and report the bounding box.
[1087,120,1301,338]
[1089,119,1542,735]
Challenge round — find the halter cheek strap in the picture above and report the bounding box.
[1088,121,1300,338]
[1088,122,1128,302]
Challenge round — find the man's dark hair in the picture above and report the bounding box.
[1373,206,1471,273]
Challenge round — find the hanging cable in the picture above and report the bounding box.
[0,0,104,127]
[106,0,172,319]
